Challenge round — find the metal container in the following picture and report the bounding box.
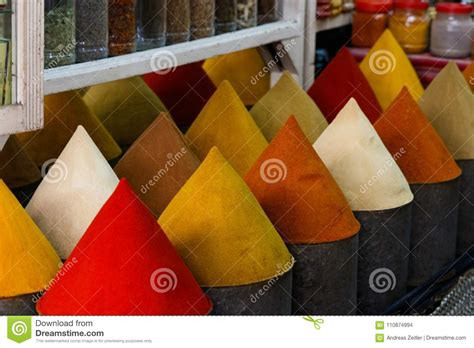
[0,294,38,315]
[456,160,474,257]
[408,178,461,287]
[203,270,292,315]
[288,234,359,315]
[354,203,412,314]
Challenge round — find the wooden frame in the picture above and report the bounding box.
[0,0,43,137]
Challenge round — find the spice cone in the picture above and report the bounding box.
[186,81,268,176]
[36,179,212,315]
[0,136,41,188]
[308,47,382,123]
[203,48,270,106]
[0,179,61,298]
[360,30,424,110]
[143,62,216,128]
[375,87,462,184]
[463,61,474,93]
[16,91,121,166]
[26,126,119,259]
[419,62,474,160]
[82,76,168,145]
[159,147,293,287]
[114,114,200,217]
[250,71,328,143]
[245,116,360,244]
[314,98,413,211]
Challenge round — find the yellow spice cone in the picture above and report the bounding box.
[0,136,41,188]
[463,61,474,93]
[314,98,414,211]
[186,81,268,176]
[360,29,424,110]
[250,71,328,143]
[159,147,293,287]
[203,48,270,106]
[82,76,168,145]
[16,91,121,166]
[419,62,474,160]
[0,179,61,297]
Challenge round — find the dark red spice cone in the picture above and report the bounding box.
[307,47,382,123]
[36,179,212,315]
[143,62,216,128]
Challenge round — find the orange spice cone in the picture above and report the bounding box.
[419,62,474,257]
[36,179,212,315]
[186,81,268,176]
[114,114,201,217]
[0,179,61,315]
[250,71,328,143]
[314,98,414,314]
[376,87,462,286]
[82,76,169,145]
[16,91,121,167]
[159,147,294,314]
[360,30,424,110]
[203,48,270,106]
[245,116,360,314]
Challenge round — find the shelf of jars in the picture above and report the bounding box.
[316,12,353,33]
[43,0,312,96]
[44,19,301,95]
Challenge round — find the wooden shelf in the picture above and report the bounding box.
[44,20,301,95]
[316,13,352,33]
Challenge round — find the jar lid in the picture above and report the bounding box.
[435,3,472,14]
[355,0,392,13]
[393,0,429,10]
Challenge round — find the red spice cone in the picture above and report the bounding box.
[143,62,216,128]
[375,87,462,184]
[36,179,212,315]
[307,47,382,123]
[245,116,360,244]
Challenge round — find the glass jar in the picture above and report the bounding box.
[352,0,391,47]
[44,0,76,68]
[136,0,166,50]
[236,0,257,29]
[108,0,137,56]
[191,0,215,39]
[76,0,108,62]
[430,3,473,58]
[389,0,430,54]
[166,0,191,44]
[258,0,282,24]
[216,0,237,33]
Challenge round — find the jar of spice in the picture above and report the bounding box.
[166,0,191,44]
[352,0,391,47]
[44,0,76,68]
[191,0,215,39]
[389,0,430,54]
[236,0,257,29]
[109,0,137,56]
[76,0,108,62]
[216,0,237,33]
[136,0,166,50]
[258,0,282,24]
[430,3,473,58]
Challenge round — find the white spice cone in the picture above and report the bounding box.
[313,98,414,211]
[26,126,119,259]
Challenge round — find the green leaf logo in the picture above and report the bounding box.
[303,316,324,330]
[7,316,32,343]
